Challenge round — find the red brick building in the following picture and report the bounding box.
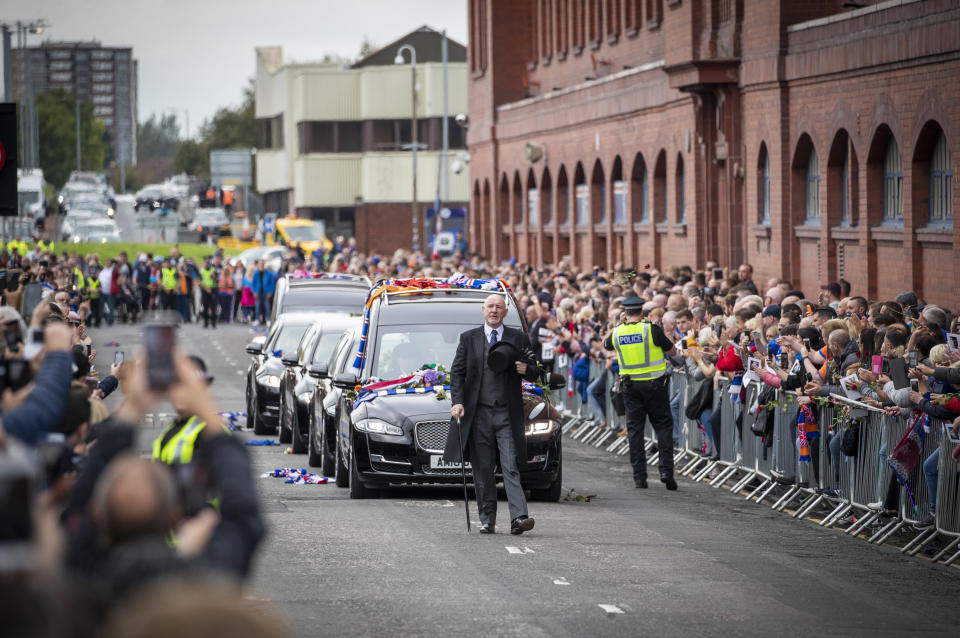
[466,0,960,308]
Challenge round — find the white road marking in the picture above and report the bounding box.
[237,370,245,375]
[598,604,624,615]
[505,546,535,555]
[553,577,570,586]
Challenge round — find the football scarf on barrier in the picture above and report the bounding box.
[349,273,508,375]
[797,404,820,462]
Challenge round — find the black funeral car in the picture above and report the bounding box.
[329,284,564,500]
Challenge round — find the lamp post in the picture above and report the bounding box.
[394,44,419,252]
[2,18,47,169]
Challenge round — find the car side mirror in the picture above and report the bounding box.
[308,363,329,379]
[548,373,567,390]
[245,341,263,355]
[281,352,300,367]
[332,372,358,389]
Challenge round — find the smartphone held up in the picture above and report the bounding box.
[144,317,178,392]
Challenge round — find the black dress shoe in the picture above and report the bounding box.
[660,476,678,491]
[511,516,535,535]
[478,524,495,534]
[635,479,648,488]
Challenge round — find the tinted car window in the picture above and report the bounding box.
[370,325,464,379]
[311,333,344,365]
[280,288,366,314]
[267,321,313,357]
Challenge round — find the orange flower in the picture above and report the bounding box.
[354,384,361,392]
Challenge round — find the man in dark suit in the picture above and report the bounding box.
[444,294,542,535]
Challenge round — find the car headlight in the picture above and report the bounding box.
[297,391,312,404]
[258,374,281,388]
[526,420,559,435]
[355,419,403,436]
[106,207,115,217]
[72,236,81,243]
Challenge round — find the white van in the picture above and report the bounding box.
[17,169,46,219]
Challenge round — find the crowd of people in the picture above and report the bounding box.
[2,234,960,635]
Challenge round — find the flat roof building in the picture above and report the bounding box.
[254,26,469,253]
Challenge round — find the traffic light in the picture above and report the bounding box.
[0,103,16,216]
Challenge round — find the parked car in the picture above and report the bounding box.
[244,312,324,435]
[135,184,177,212]
[307,328,360,475]
[70,219,121,243]
[270,275,369,324]
[236,245,285,271]
[328,282,565,500]
[192,208,231,242]
[278,314,361,452]
[60,209,100,238]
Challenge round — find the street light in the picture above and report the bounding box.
[1,18,48,169]
[394,44,420,252]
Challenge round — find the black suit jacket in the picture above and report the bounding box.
[442,325,541,464]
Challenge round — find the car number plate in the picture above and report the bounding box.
[430,455,471,470]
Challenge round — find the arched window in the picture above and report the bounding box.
[635,161,649,222]
[527,170,538,226]
[930,132,952,224]
[882,137,903,223]
[804,148,820,222]
[840,146,850,224]
[759,145,770,224]
[575,164,588,226]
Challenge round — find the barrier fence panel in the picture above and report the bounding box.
[696,378,737,483]
[794,401,842,521]
[740,384,776,499]
[768,394,802,508]
[872,415,942,545]
[907,424,960,563]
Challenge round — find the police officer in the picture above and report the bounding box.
[604,296,682,490]
[160,259,177,311]
[152,356,220,466]
[199,257,219,329]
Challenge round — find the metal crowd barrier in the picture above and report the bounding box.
[556,364,960,567]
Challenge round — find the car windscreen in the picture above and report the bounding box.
[284,224,321,241]
[369,324,466,380]
[280,288,365,314]
[18,191,40,204]
[311,333,345,365]
[267,321,313,357]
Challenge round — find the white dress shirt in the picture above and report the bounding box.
[484,323,503,344]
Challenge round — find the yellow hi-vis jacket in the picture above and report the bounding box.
[611,321,667,381]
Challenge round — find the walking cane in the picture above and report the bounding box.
[456,416,471,532]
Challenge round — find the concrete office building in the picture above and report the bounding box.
[254,26,469,253]
[467,0,960,308]
[13,40,138,166]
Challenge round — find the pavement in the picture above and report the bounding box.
[88,320,960,638]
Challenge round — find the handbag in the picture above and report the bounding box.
[841,422,860,457]
[750,385,776,437]
[684,380,713,421]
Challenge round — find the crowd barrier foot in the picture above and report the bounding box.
[612,437,631,454]
[902,528,937,555]
[679,456,706,477]
[793,493,824,519]
[710,464,739,489]
[646,451,660,466]
[571,424,595,441]
[754,481,780,504]
[692,460,719,483]
[869,518,906,545]
[931,536,960,563]
[605,435,623,453]
[560,416,580,435]
[772,486,801,512]
[744,478,770,501]
[617,441,631,456]
[594,430,615,448]
[844,510,877,536]
[942,545,960,566]
[820,502,851,528]
[730,470,758,494]
[580,426,602,444]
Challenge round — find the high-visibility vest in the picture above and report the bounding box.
[611,321,667,381]
[38,240,54,252]
[87,279,101,299]
[152,416,207,465]
[161,267,177,291]
[74,267,86,291]
[218,268,233,294]
[222,190,233,205]
[200,267,215,290]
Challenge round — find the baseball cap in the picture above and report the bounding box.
[761,304,781,319]
[895,291,919,308]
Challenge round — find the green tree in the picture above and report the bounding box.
[36,89,109,187]
[137,113,180,162]
[175,77,257,179]
[357,37,377,60]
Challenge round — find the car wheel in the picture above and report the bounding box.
[307,406,323,467]
[291,403,307,454]
[349,445,376,499]
[320,415,336,477]
[251,388,270,435]
[277,391,292,444]
[530,465,562,503]
[334,436,349,488]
